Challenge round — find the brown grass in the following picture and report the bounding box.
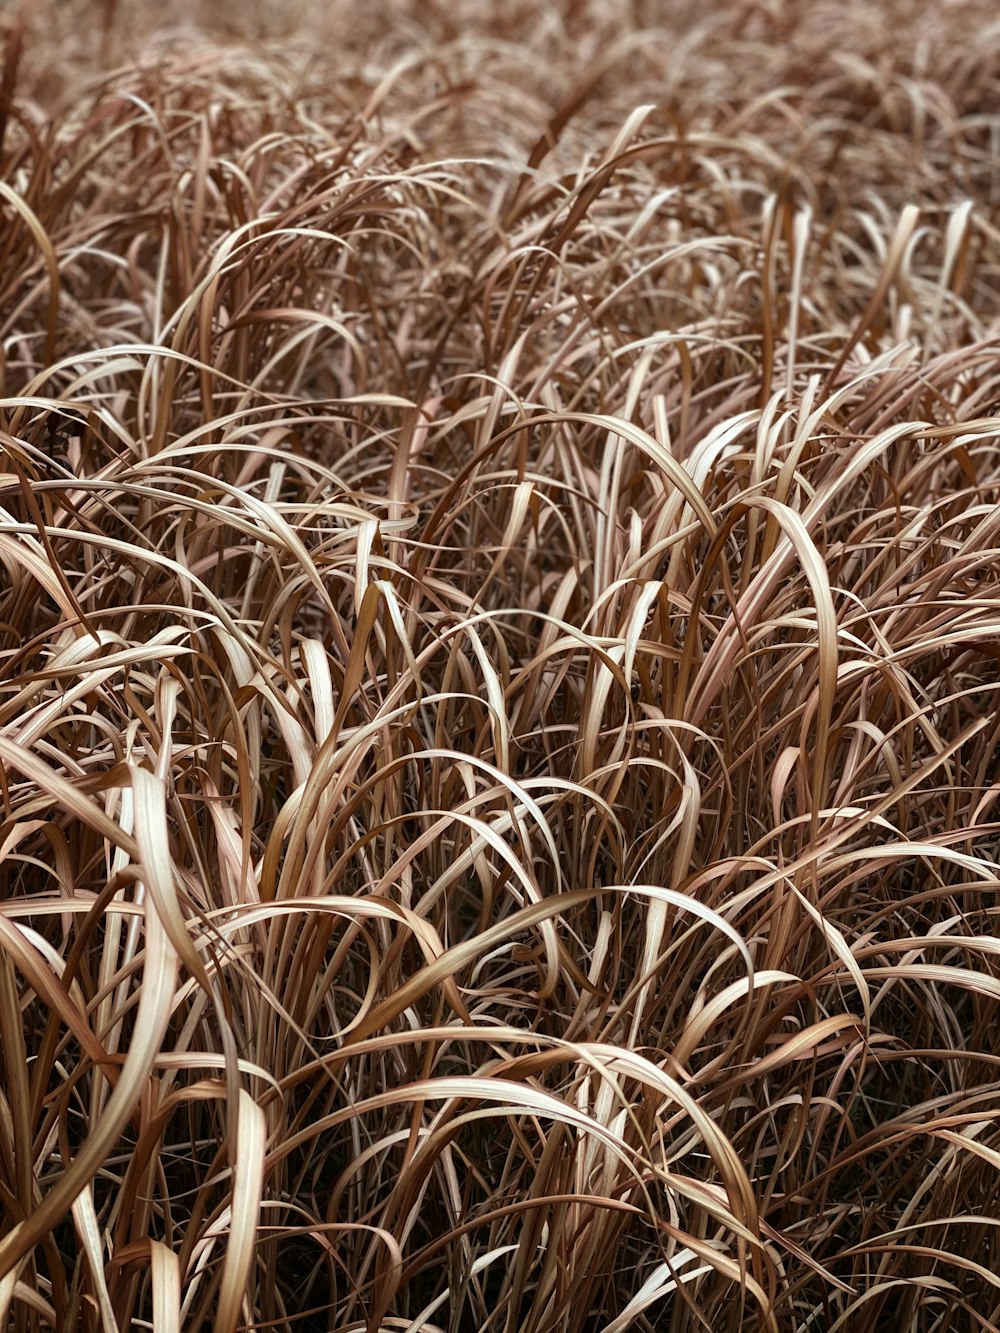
[2,0,1000,1329]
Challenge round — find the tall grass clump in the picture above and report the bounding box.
[2,0,1000,1328]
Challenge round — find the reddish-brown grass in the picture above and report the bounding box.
[2,1,1000,1329]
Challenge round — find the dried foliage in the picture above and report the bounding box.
[3,0,1000,1329]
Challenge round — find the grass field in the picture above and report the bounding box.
[2,1,1000,1329]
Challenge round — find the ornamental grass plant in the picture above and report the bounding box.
[3,1,1000,1329]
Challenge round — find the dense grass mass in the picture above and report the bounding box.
[3,0,1000,1328]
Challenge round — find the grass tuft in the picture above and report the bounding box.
[3,1,1000,1329]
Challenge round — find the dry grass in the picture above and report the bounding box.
[2,0,1000,1328]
